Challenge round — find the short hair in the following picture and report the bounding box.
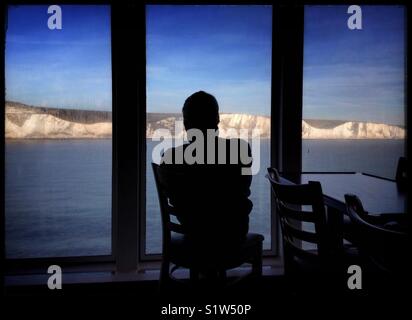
[182,91,220,131]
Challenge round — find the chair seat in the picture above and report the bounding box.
[291,243,360,273]
[343,214,357,242]
[169,232,264,271]
[343,213,408,242]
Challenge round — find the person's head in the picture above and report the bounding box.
[182,91,220,132]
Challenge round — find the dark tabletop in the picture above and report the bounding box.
[286,173,406,215]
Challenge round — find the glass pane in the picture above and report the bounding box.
[302,5,406,179]
[5,5,112,258]
[146,5,272,254]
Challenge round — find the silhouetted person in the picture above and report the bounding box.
[161,91,253,249]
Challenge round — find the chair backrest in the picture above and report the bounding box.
[267,168,329,261]
[345,194,408,273]
[152,163,187,254]
[154,161,252,236]
[395,156,407,186]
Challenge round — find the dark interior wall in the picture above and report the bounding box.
[406,1,411,227]
[1,1,6,291]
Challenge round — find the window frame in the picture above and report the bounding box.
[2,1,117,272]
[300,4,408,179]
[140,3,279,261]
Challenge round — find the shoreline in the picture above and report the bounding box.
[5,137,404,141]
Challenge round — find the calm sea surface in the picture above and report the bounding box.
[5,139,404,258]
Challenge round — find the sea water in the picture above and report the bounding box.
[5,139,404,258]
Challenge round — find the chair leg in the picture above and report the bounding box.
[160,258,170,290]
[252,243,263,276]
[190,268,199,282]
[218,269,227,281]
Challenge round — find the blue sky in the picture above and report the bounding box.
[5,5,406,125]
[303,5,405,125]
[5,5,112,110]
[146,5,273,115]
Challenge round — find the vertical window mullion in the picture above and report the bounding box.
[112,3,140,272]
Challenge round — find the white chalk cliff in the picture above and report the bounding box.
[5,102,112,139]
[146,113,404,139]
[5,102,405,139]
[301,120,404,139]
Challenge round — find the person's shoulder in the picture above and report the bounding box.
[237,138,251,150]
[161,147,174,164]
[225,137,251,156]
[217,137,252,170]
[223,137,250,147]
[160,144,187,165]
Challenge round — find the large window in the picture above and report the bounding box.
[302,5,406,179]
[5,5,112,258]
[146,5,273,254]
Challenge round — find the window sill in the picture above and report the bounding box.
[5,257,283,287]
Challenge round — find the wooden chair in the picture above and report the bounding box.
[267,168,330,267]
[267,168,356,291]
[395,156,407,190]
[152,163,264,289]
[345,194,408,275]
